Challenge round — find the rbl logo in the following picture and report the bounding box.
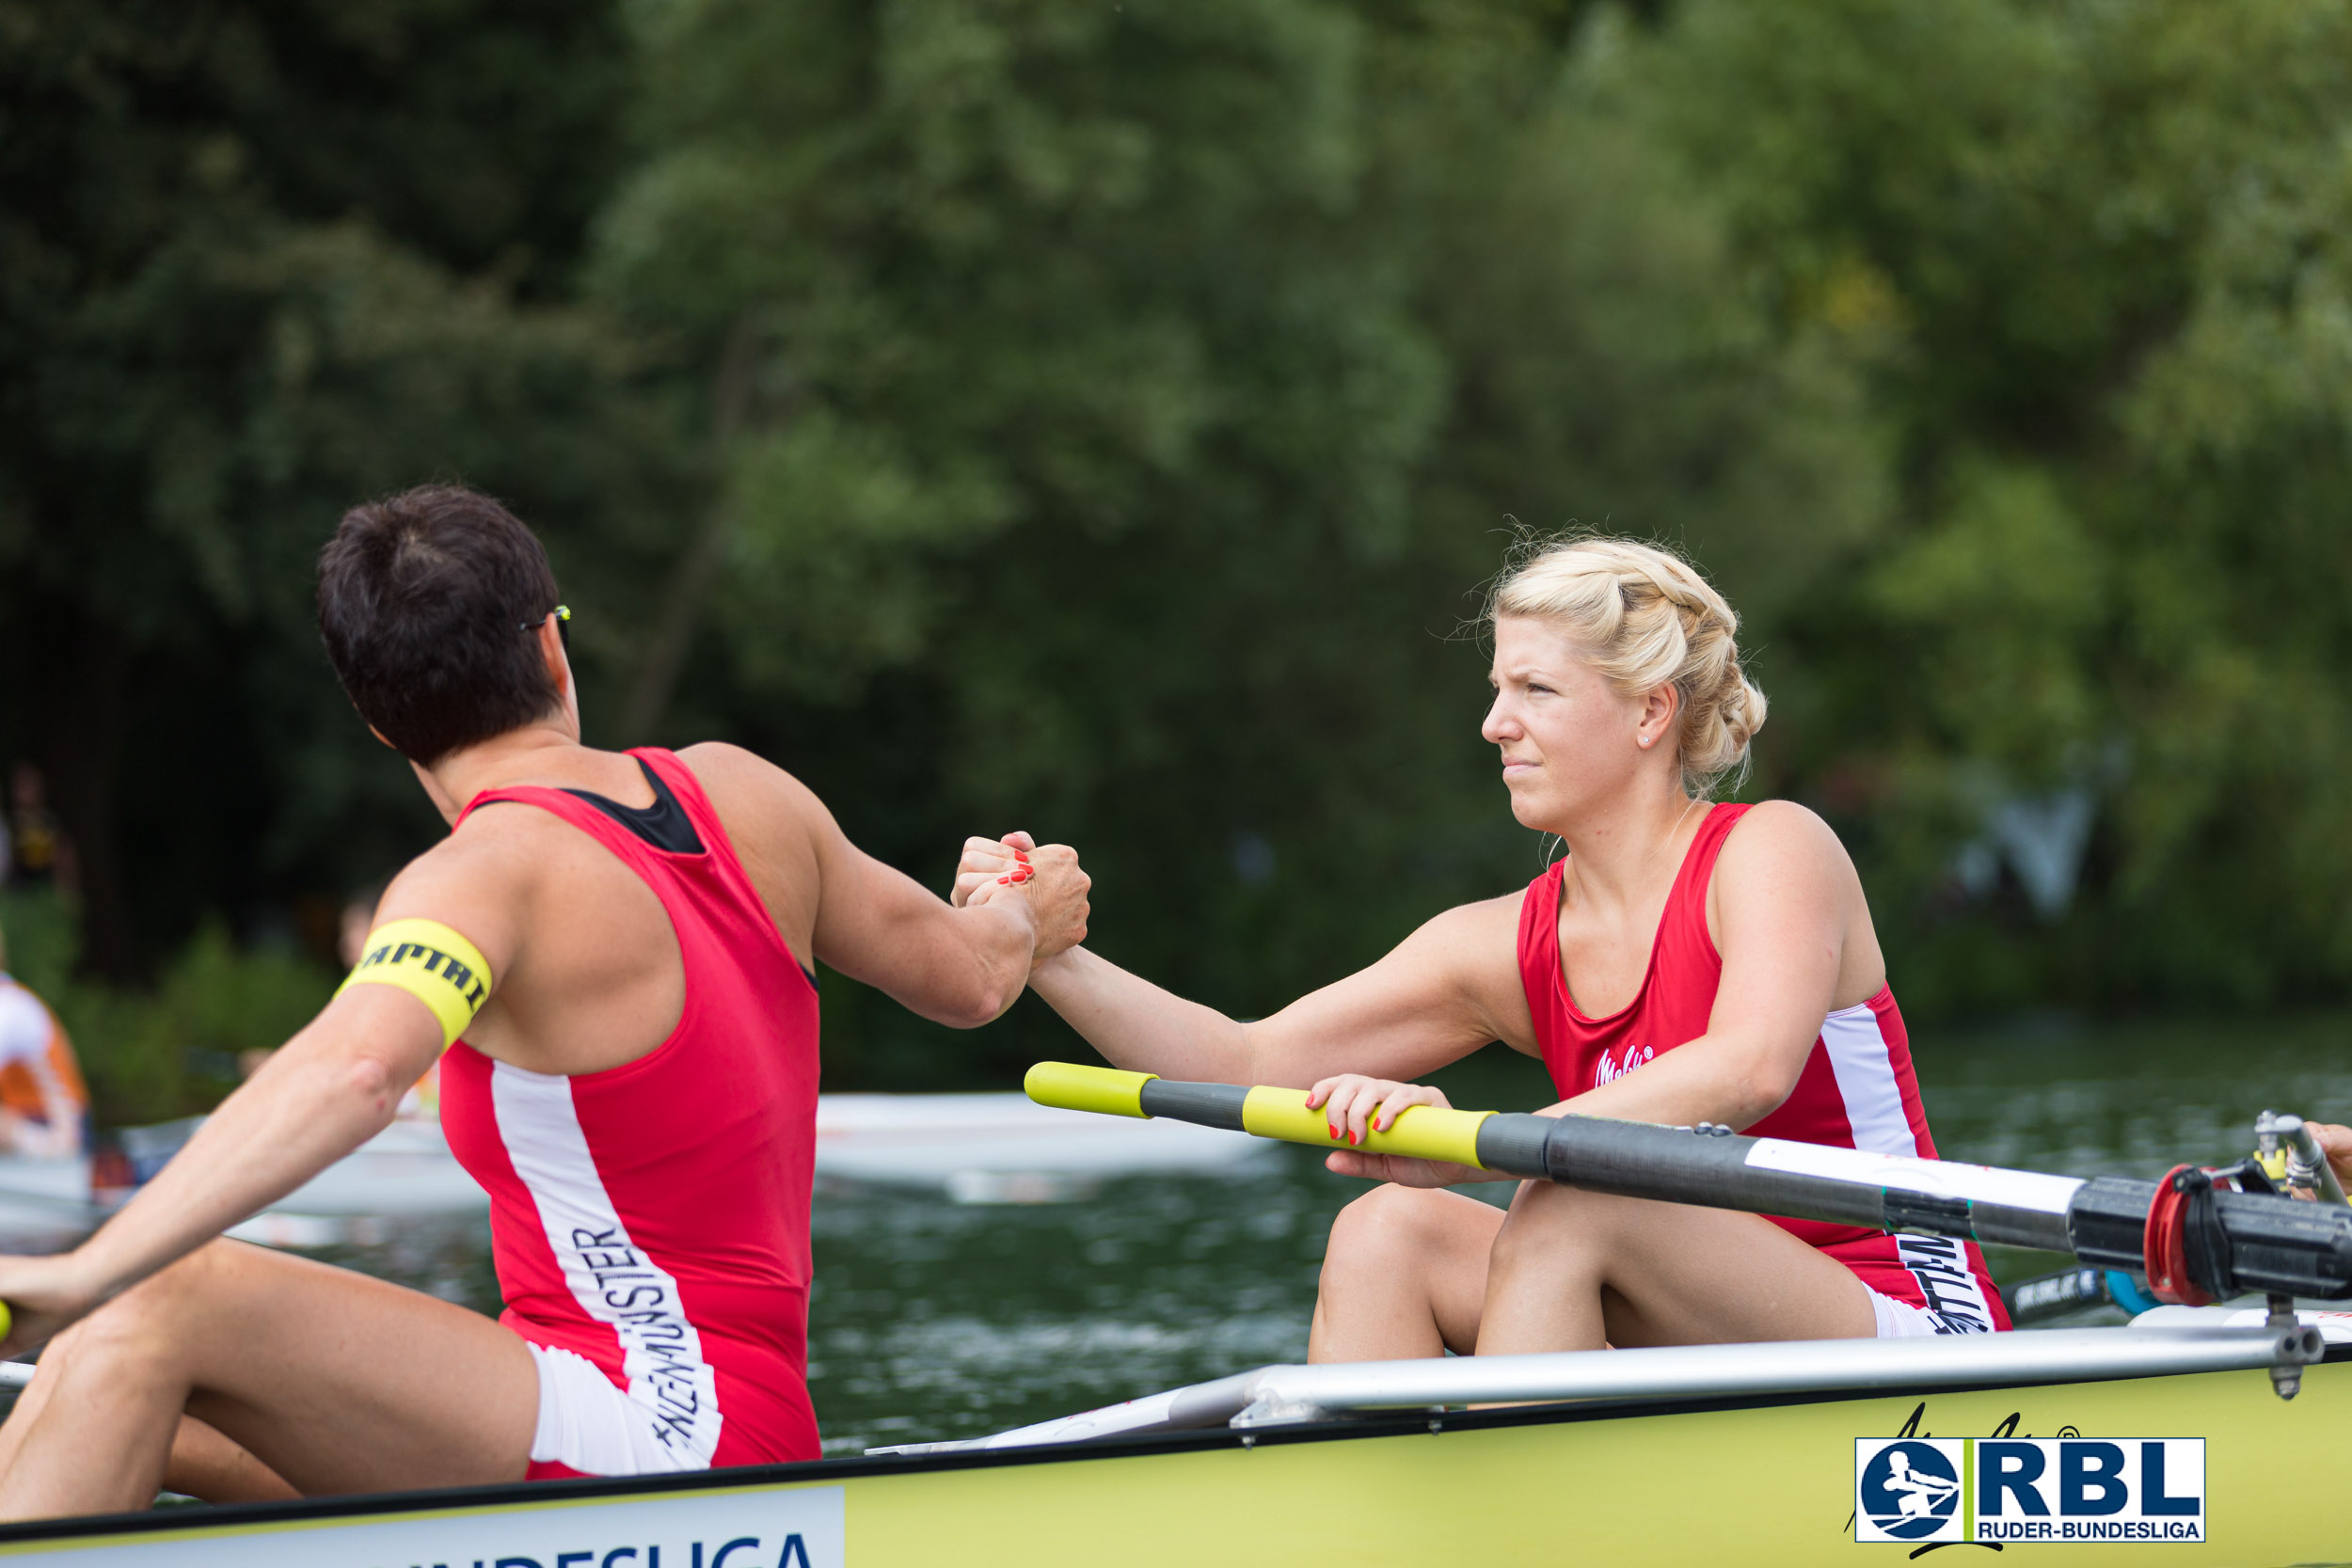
[1854,1437,2204,1544]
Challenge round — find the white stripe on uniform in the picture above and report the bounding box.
[491,1061,723,1469]
[1820,1001,1919,1158]
[1892,1235,1997,1335]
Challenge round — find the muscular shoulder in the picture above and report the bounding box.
[672,739,796,792]
[1709,800,1867,938]
[1717,800,1855,879]
[671,742,834,865]
[670,743,837,948]
[371,810,561,966]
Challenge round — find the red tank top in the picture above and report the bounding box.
[1517,802,2009,1331]
[440,748,823,1465]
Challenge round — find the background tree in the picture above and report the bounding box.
[0,0,677,979]
[11,0,2352,1114]
[1627,0,2352,1011]
[593,0,1883,1079]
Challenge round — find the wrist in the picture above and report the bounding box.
[1029,945,1085,987]
[51,1244,114,1313]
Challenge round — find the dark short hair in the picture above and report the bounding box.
[317,485,564,765]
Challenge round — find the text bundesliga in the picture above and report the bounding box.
[1979,1518,2205,1542]
[397,1536,814,1568]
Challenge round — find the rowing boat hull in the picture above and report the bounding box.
[1,1354,2343,1564]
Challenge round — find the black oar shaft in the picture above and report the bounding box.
[1033,1062,2352,1303]
[1470,1112,2080,1254]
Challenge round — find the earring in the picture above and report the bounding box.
[1639,736,1653,748]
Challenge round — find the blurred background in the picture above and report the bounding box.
[7,0,2352,1454]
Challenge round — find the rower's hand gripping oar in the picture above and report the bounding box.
[1025,1061,1492,1168]
[1026,1061,2352,1323]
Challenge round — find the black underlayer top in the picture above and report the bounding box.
[562,756,814,987]
[563,757,705,855]
[483,758,818,988]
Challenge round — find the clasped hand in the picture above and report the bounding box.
[953,832,1090,962]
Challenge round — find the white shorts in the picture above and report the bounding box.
[1869,1288,1991,1338]
[527,1341,711,1477]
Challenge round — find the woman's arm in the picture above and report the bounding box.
[1550,801,1868,1129]
[1322,802,1871,1187]
[1023,895,1530,1089]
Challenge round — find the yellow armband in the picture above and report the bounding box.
[336,919,495,1048]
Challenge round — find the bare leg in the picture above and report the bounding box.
[0,1238,536,1520]
[1474,1181,1877,1354]
[163,1417,298,1504]
[1308,1185,1505,1361]
[9,1378,301,1504]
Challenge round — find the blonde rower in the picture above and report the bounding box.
[961,537,2008,1359]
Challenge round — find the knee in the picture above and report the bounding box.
[1486,1182,1603,1280]
[1322,1185,1457,1278]
[49,1243,232,1377]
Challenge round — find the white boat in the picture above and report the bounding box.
[0,1090,1272,1250]
[812,1091,1271,1202]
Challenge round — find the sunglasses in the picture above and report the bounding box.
[521,605,571,651]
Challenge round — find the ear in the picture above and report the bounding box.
[1636,684,1680,751]
[537,614,572,700]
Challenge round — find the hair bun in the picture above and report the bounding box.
[1488,535,1764,797]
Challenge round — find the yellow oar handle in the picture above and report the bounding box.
[1238,1085,1493,1166]
[0,1300,13,1339]
[1023,1061,1157,1118]
[1025,1061,1495,1167]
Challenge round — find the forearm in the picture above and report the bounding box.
[834,900,1038,1030]
[1548,1033,1797,1131]
[70,1030,406,1304]
[931,902,1038,1027]
[1027,947,1261,1083]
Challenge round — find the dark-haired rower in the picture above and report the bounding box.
[0,485,1088,1517]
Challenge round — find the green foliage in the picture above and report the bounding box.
[0,890,79,1005]
[60,927,334,1126]
[14,0,2352,1107]
[0,895,330,1123]
[0,0,677,975]
[1617,0,2352,1011]
[603,0,1883,1074]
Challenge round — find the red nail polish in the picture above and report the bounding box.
[996,875,1010,884]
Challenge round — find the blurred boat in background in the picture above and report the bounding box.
[0,1088,1273,1249]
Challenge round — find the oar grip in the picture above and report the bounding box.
[1233,1085,1493,1166]
[1024,1061,1158,1119]
[1025,1062,1495,1165]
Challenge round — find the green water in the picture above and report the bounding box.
[308,1013,2352,1456]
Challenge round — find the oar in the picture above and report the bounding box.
[1024,1062,2352,1307]
[0,1303,26,1391]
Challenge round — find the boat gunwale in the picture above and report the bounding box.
[1,1341,2341,1549]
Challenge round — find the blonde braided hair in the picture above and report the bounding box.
[1487,536,1766,798]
